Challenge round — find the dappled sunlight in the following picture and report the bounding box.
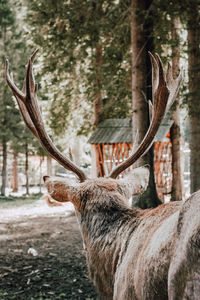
[0,198,75,223]
[0,199,96,299]
[0,198,75,243]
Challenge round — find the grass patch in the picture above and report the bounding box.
[0,193,43,209]
[0,193,42,202]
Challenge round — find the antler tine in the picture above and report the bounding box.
[5,60,39,138]
[155,53,166,87]
[27,51,39,93]
[166,62,173,85]
[31,48,40,62]
[6,51,87,182]
[148,100,153,122]
[15,93,40,138]
[109,52,179,179]
[22,49,40,94]
[166,62,183,111]
[5,59,25,101]
[148,52,158,96]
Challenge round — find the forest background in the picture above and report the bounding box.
[0,0,199,208]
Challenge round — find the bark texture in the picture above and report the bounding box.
[93,43,103,177]
[187,2,200,193]
[12,151,18,192]
[93,43,103,127]
[1,138,7,196]
[47,155,52,177]
[130,0,160,208]
[25,142,29,195]
[170,16,184,201]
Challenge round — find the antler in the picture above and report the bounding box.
[109,52,182,179]
[5,49,87,182]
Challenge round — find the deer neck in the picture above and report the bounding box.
[78,200,140,297]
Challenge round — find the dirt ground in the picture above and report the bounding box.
[0,198,97,300]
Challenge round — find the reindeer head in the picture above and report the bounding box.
[5,50,182,209]
[43,166,150,211]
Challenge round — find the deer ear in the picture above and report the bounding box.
[120,166,150,197]
[43,176,81,208]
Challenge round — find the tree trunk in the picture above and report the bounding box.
[187,1,200,193]
[170,16,184,201]
[12,151,18,192]
[1,138,7,196]
[25,142,29,195]
[130,0,160,208]
[39,156,44,193]
[93,43,103,126]
[93,43,103,177]
[47,155,52,176]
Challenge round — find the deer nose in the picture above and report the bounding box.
[43,176,50,182]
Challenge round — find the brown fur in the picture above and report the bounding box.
[44,170,200,300]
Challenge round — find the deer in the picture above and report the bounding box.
[6,50,200,300]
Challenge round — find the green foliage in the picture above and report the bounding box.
[0,192,42,202]
[0,0,22,145]
[24,0,194,138]
[0,0,15,29]
[24,0,133,136]
[2,0,198,143]
[0,0,46,166]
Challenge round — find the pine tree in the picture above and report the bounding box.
[129,0,161,208]
[170,16,184,201]
[23,0,192,205]
[0,0,39,196]
[24,0,132,135]
[187,0,200,193]
[23,0,167,207]
[0,0,22,195]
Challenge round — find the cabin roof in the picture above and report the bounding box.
[88,117,173,144]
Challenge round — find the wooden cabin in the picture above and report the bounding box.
[88,118,173,199]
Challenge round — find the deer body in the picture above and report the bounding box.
[44,175,200,300]
[80,181,180,299]
[6,50,200,299]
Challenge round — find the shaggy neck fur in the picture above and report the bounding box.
[77,178,141,298]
